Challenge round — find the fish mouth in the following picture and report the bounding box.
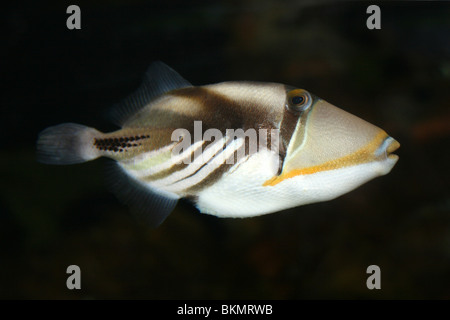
[378,136,400,160]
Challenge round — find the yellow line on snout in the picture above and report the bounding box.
[263,131,388,187]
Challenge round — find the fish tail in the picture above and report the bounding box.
[37,123,102,165]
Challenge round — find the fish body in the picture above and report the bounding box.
[37,62,399,226]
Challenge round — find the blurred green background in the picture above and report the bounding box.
[1,0,449,299]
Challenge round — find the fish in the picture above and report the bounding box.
[36,62,400,227]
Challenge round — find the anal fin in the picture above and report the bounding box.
[109,162,179,227]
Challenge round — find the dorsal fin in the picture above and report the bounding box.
[108,161,180,227]
[110,61,193,126]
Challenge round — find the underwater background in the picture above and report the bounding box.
[1,0,449,299]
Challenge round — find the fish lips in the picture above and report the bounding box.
[376,136,400,161]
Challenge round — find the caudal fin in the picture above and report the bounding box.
[37,123,102,165]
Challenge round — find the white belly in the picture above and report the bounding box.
[195,149,396,218]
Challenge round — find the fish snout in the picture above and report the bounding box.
[282,98,400,176]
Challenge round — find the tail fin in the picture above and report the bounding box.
[37,123,102,165]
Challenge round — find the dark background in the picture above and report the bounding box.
[1,0,449,299]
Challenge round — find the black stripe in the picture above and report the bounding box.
[142,138,221,183]
[183,143,248,195]
[143,162,190,182]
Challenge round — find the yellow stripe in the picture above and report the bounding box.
[263,130,388,187]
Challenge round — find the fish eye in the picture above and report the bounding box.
[291,96,304,105]
[286,89,312,113]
